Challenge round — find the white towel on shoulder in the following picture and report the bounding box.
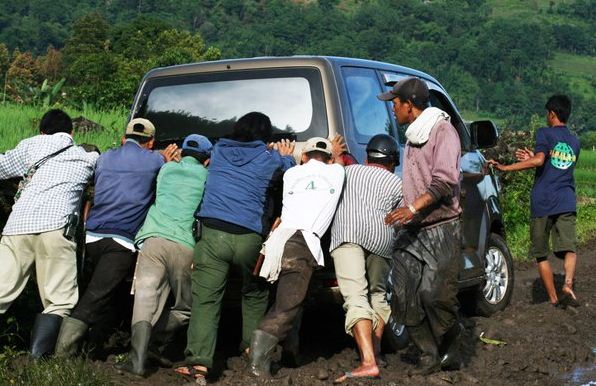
[405,107,450,145]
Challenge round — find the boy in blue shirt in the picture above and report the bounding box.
[489,95,580,307]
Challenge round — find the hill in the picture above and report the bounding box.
[0,0,593,131]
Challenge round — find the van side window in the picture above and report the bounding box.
[342,67,393,144]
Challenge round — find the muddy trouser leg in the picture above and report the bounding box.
[184,226,234,369]
[418,223,461,343]
[231,232,269,352]
[131,238,170,327]
[149,239,194,356]
[366,253,391,328]
[258,232,316,342]
[71,239,136,326]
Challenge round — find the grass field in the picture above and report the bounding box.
[576,149,596,198]
[550,52,595,100]
[0,103,127,153]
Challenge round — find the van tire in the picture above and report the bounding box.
[474,233,514,316]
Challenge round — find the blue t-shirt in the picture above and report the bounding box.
[530,126,580,218]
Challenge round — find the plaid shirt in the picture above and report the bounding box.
[0,133,98,236]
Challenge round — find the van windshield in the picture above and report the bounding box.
[134,67,327,145]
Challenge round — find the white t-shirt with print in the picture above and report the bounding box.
[278,159,345,266]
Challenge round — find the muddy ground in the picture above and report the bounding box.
[92,240,595,386]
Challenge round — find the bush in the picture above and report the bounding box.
[483,115,542,260]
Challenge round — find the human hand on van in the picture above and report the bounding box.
[160,143,179,162]
[331,135,347,159]
[486,159,507,171]
[515,147,534,161]
[271,139,295,157]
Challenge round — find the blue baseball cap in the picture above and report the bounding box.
[182,134,212,155]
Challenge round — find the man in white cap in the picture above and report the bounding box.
[247,136,345,379]
[55,117,178,357]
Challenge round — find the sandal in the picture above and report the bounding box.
[333,371,381,384]
[174,365,208,385]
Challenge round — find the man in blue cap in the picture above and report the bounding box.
[113,134,211,376]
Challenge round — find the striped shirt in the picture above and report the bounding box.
[330,164,403,259]
[0,133,98,235]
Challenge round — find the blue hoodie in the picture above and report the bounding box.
[198,138,295,234]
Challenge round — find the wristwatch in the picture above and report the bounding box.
[408,204,417,215]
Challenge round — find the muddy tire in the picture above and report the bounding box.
[474,233,514,316]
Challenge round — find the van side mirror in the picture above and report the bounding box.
[470,120,498,149]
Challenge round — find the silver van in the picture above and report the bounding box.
[130,56,514,337]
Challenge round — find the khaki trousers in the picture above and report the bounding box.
[0,229,78,316]
[131,237,194,327]
[331,243,391,336]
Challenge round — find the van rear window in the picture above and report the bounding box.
[134,68,327,144]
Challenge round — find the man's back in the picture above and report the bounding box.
[135,156,208,249]
[86,140,163,240]
[531,125,580,218]
[0,133,98,235]
[330,164,402,258]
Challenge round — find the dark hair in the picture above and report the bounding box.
[181,149,209,164]
[40,109,73,135]
[304,150,332,163]
[125,134,153,144]
[545,94,571,123]
[228,112,273,143]
[366,155,395,168]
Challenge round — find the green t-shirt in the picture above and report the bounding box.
[135,156,207,249]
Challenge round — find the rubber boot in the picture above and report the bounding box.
[114,321,152,377]
[439,322,464,370]
[407,322,441,376]
[148,313,185,368]
[54,316,89,358]
[281,309,302,367]
[247,329,279,378]
[30,313,63,359]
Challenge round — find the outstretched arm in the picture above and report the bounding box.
[487,151,545,172]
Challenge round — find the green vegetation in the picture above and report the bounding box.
[502,149,596,260]
[0,103,126,152]
[0,0,593,133]
[550,52,595,100]
[576,149,596,198]
[0,347,114,386]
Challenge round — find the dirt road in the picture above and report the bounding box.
[107,239,596,386]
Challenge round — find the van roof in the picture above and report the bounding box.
[141,55,441,88]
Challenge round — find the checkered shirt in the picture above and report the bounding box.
[0,133,99,235]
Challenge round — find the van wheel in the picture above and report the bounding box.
[474,233,514,316]
[383,315,409,351]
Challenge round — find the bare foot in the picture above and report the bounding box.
[561,283,580,307]
[333,363,380,384]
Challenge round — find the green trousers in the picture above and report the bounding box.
[185,225,269,368]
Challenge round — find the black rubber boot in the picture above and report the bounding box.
[54,316,89,358]
[281,311,302,367]
[407,322,441,376]
[247,329,278,378]
[30,313,63,359]
[440,322,464,370]
[147,313,184,368]
[114,321,152,377]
